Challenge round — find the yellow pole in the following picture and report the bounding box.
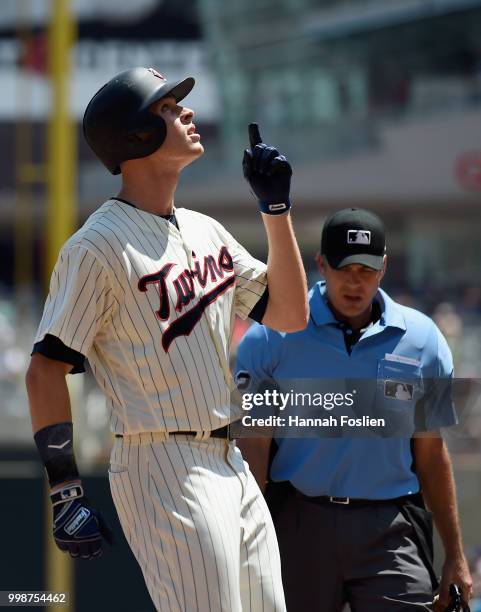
[46,1,77,610]
[46,0,77,279]
[45,482,73,612]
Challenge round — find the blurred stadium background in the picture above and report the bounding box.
[1,0,481,610]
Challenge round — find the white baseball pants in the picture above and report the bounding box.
[109,432,286,612]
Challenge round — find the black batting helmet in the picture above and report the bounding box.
[83,67,195,175]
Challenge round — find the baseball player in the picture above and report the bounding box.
[26,66,308,611]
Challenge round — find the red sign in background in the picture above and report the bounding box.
[455,151,481,192]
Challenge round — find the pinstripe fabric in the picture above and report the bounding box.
[109,434,286,612]
[34,200,267,434]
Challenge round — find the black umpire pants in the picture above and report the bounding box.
[268,483,435,612]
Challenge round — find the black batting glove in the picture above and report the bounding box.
[51,482,113,560]
[242,123,292,215]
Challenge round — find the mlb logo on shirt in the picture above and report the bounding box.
[347,229,371,245]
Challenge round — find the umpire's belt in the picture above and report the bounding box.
[296,490,424,507]
[115,424,234,441]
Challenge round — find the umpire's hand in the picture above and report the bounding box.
[242,123,292,215]
[434,583,471,611]
[50,482,113,559]
[434,555,472,611]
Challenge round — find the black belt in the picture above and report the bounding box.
[115,424,232,440]
[174,425,232,439]
[296,490,422,507]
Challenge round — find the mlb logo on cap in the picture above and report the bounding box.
[347,230,371,245]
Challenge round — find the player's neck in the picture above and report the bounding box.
[118,167,180,216]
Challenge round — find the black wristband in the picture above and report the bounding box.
[34,422,80,487]
[257,200,291,215]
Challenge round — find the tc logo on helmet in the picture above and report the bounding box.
[147,68,166,81]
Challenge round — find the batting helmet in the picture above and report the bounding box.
[83,67,195,175]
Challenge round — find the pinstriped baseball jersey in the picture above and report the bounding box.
[34,198,267,434]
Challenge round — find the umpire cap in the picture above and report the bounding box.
[83,67,195,175]
[321,208,386,270]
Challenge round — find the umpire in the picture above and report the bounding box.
[236,208,472,611]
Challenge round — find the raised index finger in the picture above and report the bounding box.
[248,123,262,149]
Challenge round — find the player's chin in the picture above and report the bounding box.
[185,141,204,158]
[191,142,204,156]
[181,144,204,169]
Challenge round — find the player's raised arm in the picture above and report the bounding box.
[242,123,308,332]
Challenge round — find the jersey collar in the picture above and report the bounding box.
[376,288,406,331]
[310,282,406,331]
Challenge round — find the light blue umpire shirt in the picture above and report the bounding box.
[235,281,457,500]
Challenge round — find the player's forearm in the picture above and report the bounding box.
[26,355,73,433]
[414,437,464,557]
[262,213,308,332]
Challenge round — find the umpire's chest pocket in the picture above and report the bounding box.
[375,358,423,436]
